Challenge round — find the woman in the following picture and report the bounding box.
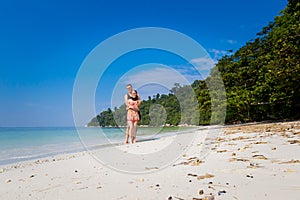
[126,90,140,143]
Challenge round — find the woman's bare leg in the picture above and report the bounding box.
[124,121,130,144]
[128,121,134,144]
[132,121,138,143]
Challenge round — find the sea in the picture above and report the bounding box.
[0,126,197,166]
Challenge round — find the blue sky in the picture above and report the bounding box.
[0,0,288,127]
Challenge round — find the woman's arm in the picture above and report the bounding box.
[137,94,141,107]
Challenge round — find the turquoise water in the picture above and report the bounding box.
[0,126,195,165]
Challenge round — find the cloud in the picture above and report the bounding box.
[209,48,228,60]
[123,66,191,88]
[209,49,227,57]
[190,57,217,70]
[109,55,220,108]
[227,39,237,44]
[110,64,203,107]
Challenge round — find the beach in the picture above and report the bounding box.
[0,121,300,199]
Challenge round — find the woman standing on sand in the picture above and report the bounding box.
[126,90,140,143]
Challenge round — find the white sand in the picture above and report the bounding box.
[0,121,300,200]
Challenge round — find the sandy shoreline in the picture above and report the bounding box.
[1,121,300,199]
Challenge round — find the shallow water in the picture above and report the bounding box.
[0,126,196,165]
